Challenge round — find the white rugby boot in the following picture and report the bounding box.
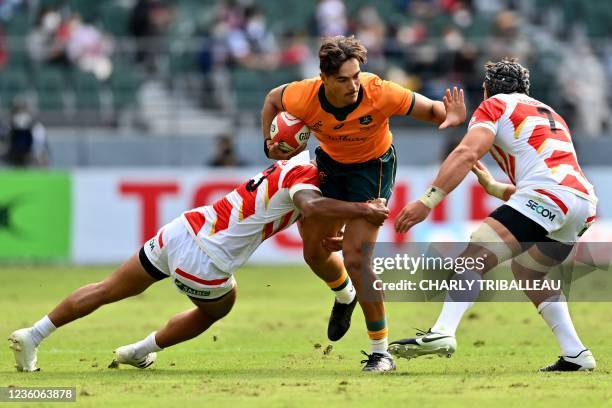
[360,351,396,372]
[539,349,596,372]
[388,329,457,360]
[8,328,39,372]
[112,345,157,369]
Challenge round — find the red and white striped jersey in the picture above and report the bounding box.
[468,93,596,203]
[180,152,320,273]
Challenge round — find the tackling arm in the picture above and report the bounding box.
[292,190,389,227]
[394,126,496,233]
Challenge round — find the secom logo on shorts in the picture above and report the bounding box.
[526,199,556,221]
[174,279,211,297]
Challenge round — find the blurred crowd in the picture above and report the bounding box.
[0,0,610,138]
[20,0,173,79]
[26,6,114,80]
[194,0,612,138]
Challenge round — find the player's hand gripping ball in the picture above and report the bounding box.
[270,112,311,153]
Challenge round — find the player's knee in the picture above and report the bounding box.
[195,290,236,322]
[302,246,330,268]
[200,304,233,323]
[511,260,543,281]
[343,251,367,276]
[513,251,551,274]
[469,222,515,268]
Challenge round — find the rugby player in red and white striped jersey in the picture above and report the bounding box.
[389,58,597,371]
[9,152,389,371]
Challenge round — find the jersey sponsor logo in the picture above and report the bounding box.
[359,115,373,125]
[526,200,556,221]
[324,134,367,142]
[174,279,211,297]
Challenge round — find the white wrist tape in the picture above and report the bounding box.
[419,186,447,209]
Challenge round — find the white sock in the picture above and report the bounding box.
[431,301,474,336]
[336,282,356,304]
[430,270,481,336]
[30,316,57,347]
[370,337,390,356]
[131,332,163,360]
[330,276,356,304]
[538,295,586,357]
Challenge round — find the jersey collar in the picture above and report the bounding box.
[318,84,364,122]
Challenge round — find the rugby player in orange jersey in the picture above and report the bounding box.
[261,35,467,371]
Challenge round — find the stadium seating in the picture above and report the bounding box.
[230,67,301,111]
[0,0,609,128]
[32,67,67,113]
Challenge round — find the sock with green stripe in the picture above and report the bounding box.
[326,271,356,304]
[367,318,391,356]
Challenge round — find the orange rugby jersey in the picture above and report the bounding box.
[281,72,415,164]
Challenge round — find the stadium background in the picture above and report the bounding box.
[1,2,612,406]
[0,0,610,264]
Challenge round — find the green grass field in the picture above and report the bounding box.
[1,265,611,407]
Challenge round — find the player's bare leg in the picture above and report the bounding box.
[48,253,158,327]
[512,246,562,306]
[9,253,159,371]
[113,288,237,369]
[390,218,521,360]
[155,290,236,348]
[301,217,358,341]
[342,218,394,372]
[427,218,520,333]
[300,217,347,283]
[511,247,595,371]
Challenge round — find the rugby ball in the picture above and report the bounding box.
[270,112,310,153]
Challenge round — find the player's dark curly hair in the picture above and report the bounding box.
[483,57,530,97]
[319,36,368,76]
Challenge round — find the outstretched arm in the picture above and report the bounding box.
[409,87,466,129]
[292,190,389,227]
[395,126,495,233]
[429,127,495,193]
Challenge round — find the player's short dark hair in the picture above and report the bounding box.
[483,57,530,97]
[319,36,368,76]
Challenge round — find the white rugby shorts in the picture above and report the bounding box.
[505,188,596,243]
[142,217,236,300]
